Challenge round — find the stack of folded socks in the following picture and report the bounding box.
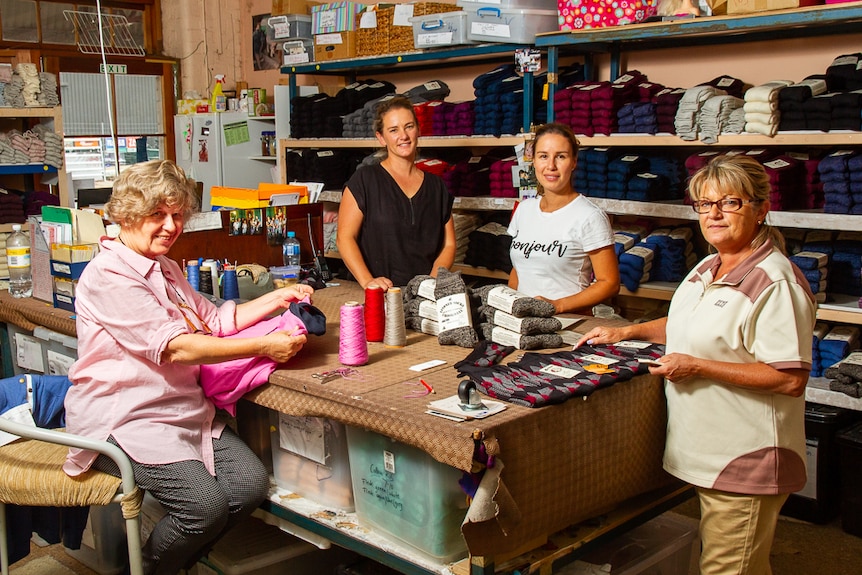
[2,73,25,108]
[811,322,830,377]
[684,150,723,178]
[429,101,452,136]
[443,155,492,197]
[802,92,837,132]
[619,242,656,292]
[617,101,658,134]
[828,90,862,131]
[290,93,331,138]
[446,100,475,136]
[763,154,805,210]
[606,155,650,199]
[415,157,451,177]
[819,325,860,375]
[402,80,450,104]
[472,284,562,350]
[637,81,667,102]
[743,80,793,136]
[698,94,745,144]
[403,274,441,336]
[37,72,59,107]
[818,149,858,214]
[489,157,519,198]
[778,75,828,132]
[826,53,862,92]
[703,75,747,99]
[577,147,619,197]
[463,222,513,272]
[790,250,830,304]
[643,227,695,282]
[434,268,480,347]
[612,223,648,257]
[472,64,519,137]
[568,81,606,137]
[655,87,686,134]
[412,100,440,135]
[829,232,862,297]
[499,89,525,136]
[453,213,484,265]
[0,192,25,224]
[553,85,577,129]
[648,155,686,199]
[848,154,862,212]
[675,84,727,141]
[0,133,31,164]
[17,63,40,107]
[590,71,648,136]
[792,150,825,210]
[625,172,669,202]
[824,350,862,398]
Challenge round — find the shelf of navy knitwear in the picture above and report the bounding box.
[534,3,862,111]
[0,163,59,175]
[281,43,540,134]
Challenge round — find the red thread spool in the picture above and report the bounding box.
[364,284,385,342]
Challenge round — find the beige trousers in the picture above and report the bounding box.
[696,487,789,575]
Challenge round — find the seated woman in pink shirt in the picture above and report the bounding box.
[63,160,313,575]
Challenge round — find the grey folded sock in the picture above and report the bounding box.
[405,296,438,321]
[829,378,862,398]
[480,306,563,335]
[480,322,564,350]
[405,315,440,336]
[405,274,436,300]
[838,358,862,380]
[473,284,557,318]
[434,267,479,348]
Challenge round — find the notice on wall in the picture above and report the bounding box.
[223,121,250,146]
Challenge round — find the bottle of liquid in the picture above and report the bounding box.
[7,224,32,298]
[282,231,301,266]
[211,74,227,112]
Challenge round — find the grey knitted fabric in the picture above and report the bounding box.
[480,322,563,350]
[405,296,438,321]
[405,316,440,336]
[829,378,862,398]
[473,284,557,318]
[837,355,862,380]
[434,268,479,348]
[405,274,436,300]
[480,305,562,335]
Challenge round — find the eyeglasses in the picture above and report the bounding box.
[168,281,212,335]
[691,198,761,214]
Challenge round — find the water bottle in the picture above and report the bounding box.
[282,231,301,266]
[7,224,32,298]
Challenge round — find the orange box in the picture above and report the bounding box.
[258,183,308,201]
[314,31,357,62]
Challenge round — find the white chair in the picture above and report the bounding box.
[0,416,144,575]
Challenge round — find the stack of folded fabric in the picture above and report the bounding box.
[619,242,656,292]
[311,92,349,137]
[463,222,513,273]
[472,284,562,350]
[445,100,475,136]
[654,87,686,134]
[403,274,441,336]
[578,147,619,197]
[637,81,666,102]
[791,150,825,210]
[402,79,450,104]
[453,213,483,265]
[643,227,695,282]
[818,149,859,214]
[826,53,862,92]
[829,90,862,131]
[0,191,25,224]
[675,84,727,141]
[37,72,59,107]
[783,228,806,255]
[802,229,836,259]
[648,155,686,200]
[811,322,830,377]
[0,133,31,164]
[429,101,451,136]
[591,71,648,136]
[2,73,24,108]
[819,325,860,378]
[472,64,519,137]
[802,92,837,132]
[703,75,747,99]
[612,223,649,257]
[290,93,330,138]
[568,81,606,137]
[499,89,525,136]
[607,154,650,199]
[829,232,862,297]
[683,150,723,179]
[790,250,830,304]
[763,154,805,210]
[554,85,576,128]
[442,156,491,197]
[698,94,745,144]
[489,157,519,198]
[824,350,862,398]
[778,75,828,132]
[17,63,40,107]
[743,80,793,137]
[415,157,451,177]
[625,172,669,202]
[412,100,439,135]
[617,101,658,134]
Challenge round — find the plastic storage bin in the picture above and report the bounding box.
[458,0,559,9]
[463,6,559,43]
[836,421,862,537]
[556,512,698,575]
[270,411,355,511]
[345,425,469,563]
[781,403,857,524]
[202,516,316,575]
[411,11,476,48]
[268,14,312,40]
[32,325,77,376]
[64,505,127,575]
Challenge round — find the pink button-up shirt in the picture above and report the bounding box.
[64,238,238,477]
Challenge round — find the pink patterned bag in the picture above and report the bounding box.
[557,0,657,31]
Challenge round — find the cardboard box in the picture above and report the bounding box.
[314,31,357,61]
[177,99,210,114]
[726,0,822,14]
[272,0,313,15]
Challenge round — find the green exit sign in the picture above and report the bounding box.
[99,64,127,74]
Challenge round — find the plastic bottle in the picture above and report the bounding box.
[282,231,301,266]
[211,74,227,112]
[7,224,32,298]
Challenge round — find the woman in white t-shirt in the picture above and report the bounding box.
[507,122,619,314]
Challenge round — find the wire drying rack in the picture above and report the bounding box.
[64,10,146,57]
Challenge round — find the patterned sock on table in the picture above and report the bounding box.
[454,340,516,376]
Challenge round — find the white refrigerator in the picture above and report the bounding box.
[174,111,276,211]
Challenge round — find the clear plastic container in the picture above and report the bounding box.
[282,231,301,266]
[7,223,32,298]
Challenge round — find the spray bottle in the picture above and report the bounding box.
[211,74,227,112]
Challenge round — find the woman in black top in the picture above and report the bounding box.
[337,96,456,289]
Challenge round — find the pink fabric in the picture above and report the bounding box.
[65,238,237,477]
[199,300,310,415]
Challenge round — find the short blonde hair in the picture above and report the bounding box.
[106,160,199,226]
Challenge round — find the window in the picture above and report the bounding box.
[0,0,37,43]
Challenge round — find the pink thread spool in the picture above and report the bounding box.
[339,301,369,366]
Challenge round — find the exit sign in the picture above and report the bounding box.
[99,64,127,74]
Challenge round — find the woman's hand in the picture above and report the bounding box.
[644,353,696,381]
[574,326,628,348]
[536,295,563,315]
[273,284,315,306]
[262,330,308,363]
[365,277,394,291]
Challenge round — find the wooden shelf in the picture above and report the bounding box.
[283,135,527,149]
[451,264,509,280]
[573,131,862,147]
